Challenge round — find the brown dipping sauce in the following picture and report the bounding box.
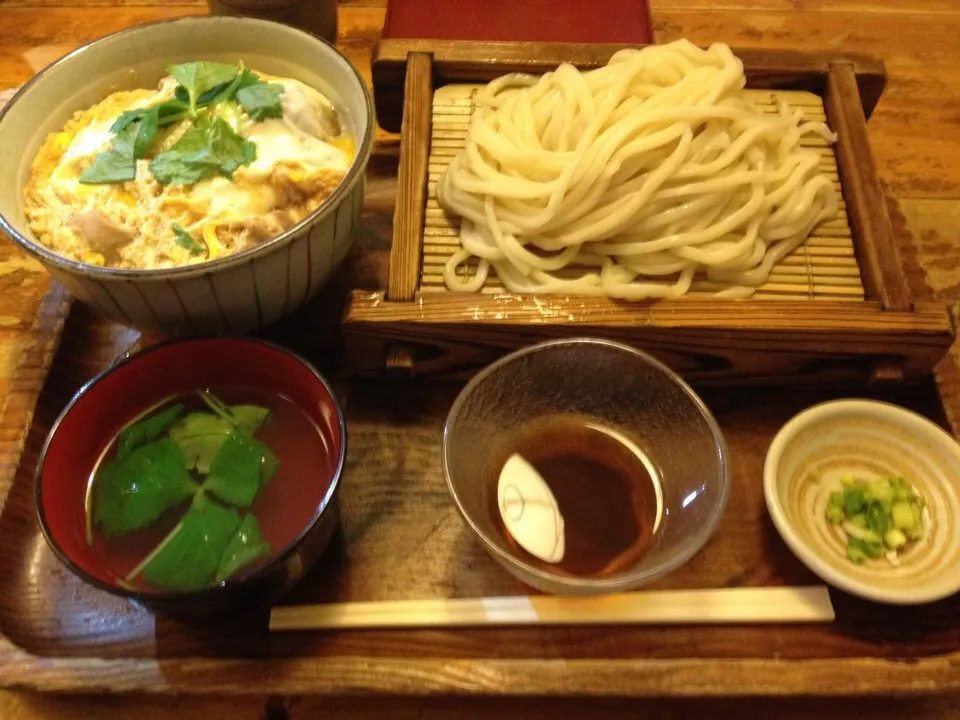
[488,414,661,577]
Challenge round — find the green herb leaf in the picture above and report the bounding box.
[81,108,163,184]
[157,99,191,126]
[132,107,160,159]
[199,390,236,425]
[208,116,257,176]
[137,494,242,591]
[215,513,271,583]
[198,66,258,107]
[108,106,160,160]
[148,123,220,185]
[232,405,271,435]
[167,62,239,110]
[169,412,235,474]
[116,402,185,461]
[79,122,139,184]
[110,108,148,134]
[199,391,270,435]
[236,82,285,121]
[79,148,136,183]
[172,224,205,255]
[203,430,273,508]
[115,100,190,133]
[237,68,264,90]
[149,116,255,185]
[261,444,279,485]
[93,438,196,537]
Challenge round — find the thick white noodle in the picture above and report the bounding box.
[436,40,839,299]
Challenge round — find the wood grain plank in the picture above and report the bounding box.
[825,64,909,309]
[3,0,959,9]
[386,51,431,301]
[3,692,960,720]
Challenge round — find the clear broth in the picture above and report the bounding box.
[88,388,333,591]
[488,415,661,577]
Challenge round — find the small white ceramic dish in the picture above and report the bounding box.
[764,399,960,605]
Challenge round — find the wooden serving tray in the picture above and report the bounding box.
[0,82,959,692]
[342,40,956,386]
[2,304,960,696]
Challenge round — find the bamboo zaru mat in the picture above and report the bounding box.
[421,84,863,301]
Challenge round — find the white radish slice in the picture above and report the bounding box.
[498,453,565,564]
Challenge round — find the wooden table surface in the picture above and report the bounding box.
[1,0,959,717]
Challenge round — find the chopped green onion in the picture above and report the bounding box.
[824,474,926,565]
[884,528,907,549]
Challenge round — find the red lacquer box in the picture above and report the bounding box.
[382,0,655,44]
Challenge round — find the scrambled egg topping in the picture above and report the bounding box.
[24,72,356,270]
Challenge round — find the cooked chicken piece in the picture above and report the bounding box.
[278,80,341,140]
[68,210,135,252]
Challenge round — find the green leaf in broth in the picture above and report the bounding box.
[93,438,196,537]
[199,390,234,423]
[261,444,279,485]
[203,430,273,508]
[136,493,241,591]
[232,405,271,435]
[199,390,271,435]
[215,513,271,583]
[116,402,185,461]
[169,412,234,474]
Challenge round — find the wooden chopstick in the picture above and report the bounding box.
[270,586,835,631]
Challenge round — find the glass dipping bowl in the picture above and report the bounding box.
[442,338,731,595]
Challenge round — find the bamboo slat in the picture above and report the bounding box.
[422,85,864,302]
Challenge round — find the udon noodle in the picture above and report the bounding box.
[436,40,839,299]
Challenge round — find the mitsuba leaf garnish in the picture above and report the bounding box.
[81,61,285,185]
[131,107,160,159]
[200,389,271,435]
[261,444,280,485]
[171,224,205,256]
[93,437,197,537]
[216,514,271,583]
[134,493,242,591]
[201,66,257,107]
[149,116,256,185]
[91,391,280,589]
[236,82,285,121]
[78,122,138,184]
[203,430,274,508]
[116,402,185,461]
[169,412,234,474]
[112,100,191,136]
[78,147,136,184]
[167,61,240,111]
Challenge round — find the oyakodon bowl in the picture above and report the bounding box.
[0,17,374,335]
[442,338,731,595]
[35,338,346,617]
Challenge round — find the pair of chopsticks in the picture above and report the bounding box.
[270,586,834,631]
